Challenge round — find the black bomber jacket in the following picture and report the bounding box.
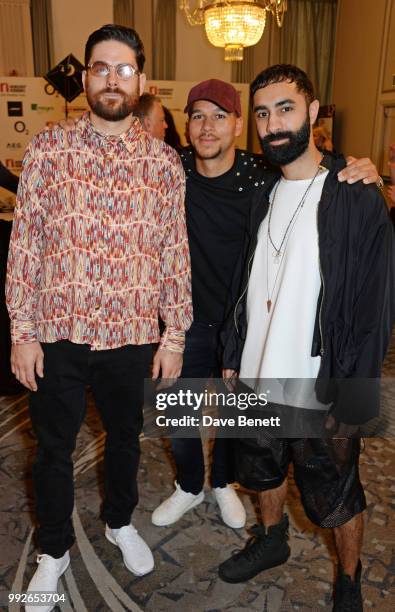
[221,154,395,424]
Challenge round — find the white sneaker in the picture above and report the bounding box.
[25,551,70,612]
[105,524,154,576]
[152,481,205,526]
[213,484,246,528]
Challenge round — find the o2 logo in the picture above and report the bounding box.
[14,121,29,135]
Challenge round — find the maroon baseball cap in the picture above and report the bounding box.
[184,79,242,117]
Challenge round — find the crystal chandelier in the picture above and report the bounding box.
[180,0,288,61]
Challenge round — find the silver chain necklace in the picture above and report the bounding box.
[268,164,322,265]
[266,163,323,313]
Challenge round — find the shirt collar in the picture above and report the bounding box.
[76,111,144,153]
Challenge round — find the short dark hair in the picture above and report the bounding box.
[163,106,182,150]
[134,93,161,122]
[250,64,315,105]
[84,24,145,71]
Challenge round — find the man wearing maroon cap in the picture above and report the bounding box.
[151,78,380,531]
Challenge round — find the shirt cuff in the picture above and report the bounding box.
[159,327,185,353]
[11,320,37,344]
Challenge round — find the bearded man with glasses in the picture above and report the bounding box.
[6,24,192,609]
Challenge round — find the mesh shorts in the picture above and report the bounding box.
[235,436,366,528]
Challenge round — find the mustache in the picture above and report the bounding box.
[262,131,293,144]
[96,87,126,96]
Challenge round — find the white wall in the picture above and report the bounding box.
[51,0,113,65]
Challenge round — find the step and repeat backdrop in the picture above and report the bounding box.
[0,77,250,205]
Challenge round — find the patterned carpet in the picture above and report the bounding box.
[0,336,394,611]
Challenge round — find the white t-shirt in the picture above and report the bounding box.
[240,170,328,406]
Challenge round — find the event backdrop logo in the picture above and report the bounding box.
[7,101,23,117]
[4,159,22,171]
[14,121,27,134]
[31,103,55,113]
[45,54,84,103]
[1,83,26,96]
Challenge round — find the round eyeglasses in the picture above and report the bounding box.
[87,61,140,80]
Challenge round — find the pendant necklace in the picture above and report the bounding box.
[266,163,323,313]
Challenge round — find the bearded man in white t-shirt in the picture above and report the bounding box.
[219,65,394,612]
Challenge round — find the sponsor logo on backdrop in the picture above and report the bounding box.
[7,101,23,116]
[14,121,27,134]
[149,85,174,98]
[5,159,22,171]
[148,85,174,98]
[0,83,27,96]
[44,83,56,96]
[6,143,22,150]
[31,103,55,112]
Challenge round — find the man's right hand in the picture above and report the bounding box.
[11,341,44,392]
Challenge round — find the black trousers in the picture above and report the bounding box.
[29,340,152,558]
[171,322,235,494]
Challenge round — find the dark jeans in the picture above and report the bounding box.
[29,340,152,558]
[171,322,235,494]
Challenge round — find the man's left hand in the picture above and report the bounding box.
[152,348,183,383]
[338,156,379,185]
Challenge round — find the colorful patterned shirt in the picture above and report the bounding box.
[6,113,192,352]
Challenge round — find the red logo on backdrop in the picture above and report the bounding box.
[5,159,22,170]
[5,159,19,169]
[0,82,9,93]
[149,86,158,95]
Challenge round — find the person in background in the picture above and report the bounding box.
[0,162,21,395]
[313,124,333,152]
[0,161,19,194]
[134,92,168,140]
[387,143,395,227]
[163,106,183,151]
[6,24,192,610]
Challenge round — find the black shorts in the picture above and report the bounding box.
[235,436,366,528]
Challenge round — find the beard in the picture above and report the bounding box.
[259,115,311,166]
[86,85,139,122]
[192,138,223,161]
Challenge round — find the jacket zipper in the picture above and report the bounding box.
[234,246,256,335]
[317,205,325,358]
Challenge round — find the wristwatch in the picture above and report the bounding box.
[376,176,384,190]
